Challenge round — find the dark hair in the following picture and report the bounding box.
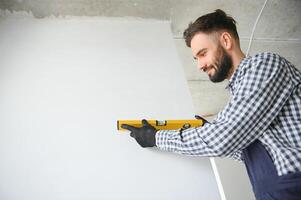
[183,9,239,47]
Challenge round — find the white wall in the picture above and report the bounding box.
[0,13,221,200]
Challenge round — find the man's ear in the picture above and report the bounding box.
[219,32,233,50]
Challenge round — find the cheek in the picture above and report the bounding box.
[202,54,211,66]
[207,54,217,67]
[213,52,222,66]
[209,51,217,62]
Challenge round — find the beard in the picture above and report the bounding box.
[209,46,233,83]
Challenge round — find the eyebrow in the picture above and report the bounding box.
[193,48,207,60]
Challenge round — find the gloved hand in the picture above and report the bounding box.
[195,115,209,124]
[121,119,157,148]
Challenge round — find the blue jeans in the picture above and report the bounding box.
[242,140,301,200]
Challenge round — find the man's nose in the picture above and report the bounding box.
[197,59,206,71]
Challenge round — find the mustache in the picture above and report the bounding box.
[202,65,215,72]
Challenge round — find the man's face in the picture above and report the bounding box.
[190,32,233,82]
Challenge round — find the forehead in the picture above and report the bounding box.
[190,32,217,55]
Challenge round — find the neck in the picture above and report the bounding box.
[227,49,245,80]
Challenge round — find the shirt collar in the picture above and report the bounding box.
[225,56,250,90]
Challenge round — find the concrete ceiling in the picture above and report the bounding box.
[1,0,300,39]
[1,0,301,116]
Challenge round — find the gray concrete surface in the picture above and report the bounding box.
[1,0,300,39]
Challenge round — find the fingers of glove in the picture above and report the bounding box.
[195,115,209,125]
[137,140,146,147]
[195,115,208,122]
[130,132,135,138]
[195,115,203,120]
[142,119,151,127]
[121,124,139,132]
[134,134,145,147]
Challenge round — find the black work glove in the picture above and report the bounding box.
[195,115,209,124]
[121,119,157,148]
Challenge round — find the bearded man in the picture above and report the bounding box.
[122,9,301,200]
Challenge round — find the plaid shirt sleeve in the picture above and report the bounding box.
[156,53,295,158]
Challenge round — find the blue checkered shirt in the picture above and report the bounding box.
[156,52,301,176]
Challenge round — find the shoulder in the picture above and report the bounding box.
[243,52,287,77]
[235,53,287,93]
[232,52,299,93]
[250,52,284,67]
[236,52,280,76]
[252,52,280,59]
[232,52,277,84]
[248,52,301,82]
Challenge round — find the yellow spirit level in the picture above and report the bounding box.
[117,119,207,131]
